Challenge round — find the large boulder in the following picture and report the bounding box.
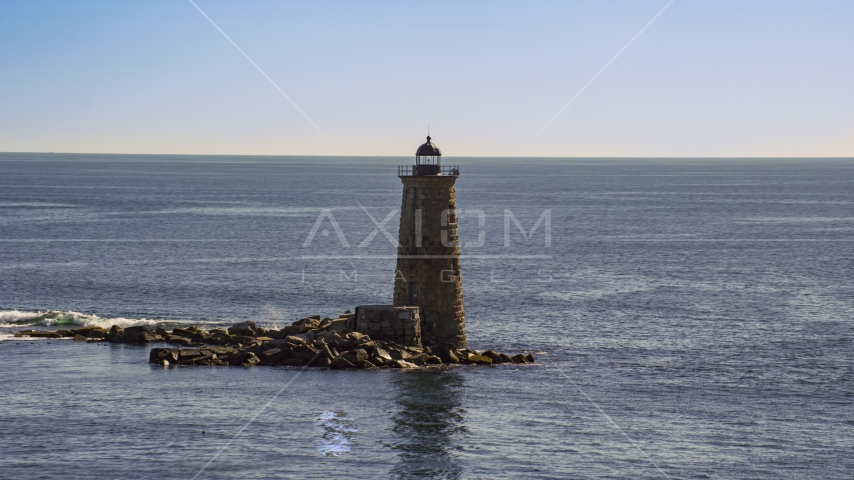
[226,351,259,367]
[232,320,257,331]
[408,353,427,366]
[440,349,460,364]
[149,348,180,364]
[85,328,108,339]
[106,325,124,343]
[435,343,458,362]
[297,318,320,333]
[211,331,234,345]
[310,356,331,367]
[123,325,156,344]
[465,354,493,365]
[326,332,345,348]
[331,356,355,369]
[510,354,528,364]
[178,348,202,361]
[231,335,257,346]
[173,328,208,344]
[228,321,257,336]
[392,360,418,369]
[340,348,368,365]
[266,329,287,340]
[241,352,261,366]
[283,358,308,367]
[284,335,308,347]
[425,355,443,365]
[320,343,336,360]
[280,325,302,336]
[355,360,378,369]
[329,318,351,335]
[388,348,412,361]
[167,335,192,346]
[315,330,337,343]
[372,348,393,365]
[295,346,315,359]
[481,350,503,364]
[348,332,371,343]
[200,346,235,356]
[259,348,285,365]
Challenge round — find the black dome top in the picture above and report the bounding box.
[416,136,442,156]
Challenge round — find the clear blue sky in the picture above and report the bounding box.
[1,0,852,157]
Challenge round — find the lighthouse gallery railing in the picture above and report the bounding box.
[398,165,460,177]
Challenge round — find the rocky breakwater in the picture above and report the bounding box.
[148,315,535,369]
[13,312,535,370]
[14,326,128,342]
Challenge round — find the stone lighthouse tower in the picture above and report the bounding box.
[393,136,466,348]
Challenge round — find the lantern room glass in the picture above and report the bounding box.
[416,154,441,166]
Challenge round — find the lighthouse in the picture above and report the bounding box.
[393,136,466,348]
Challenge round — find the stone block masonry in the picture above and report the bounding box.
[394,176,466,348]
[353,305,421,347]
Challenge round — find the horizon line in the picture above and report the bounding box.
[1,151,853,160]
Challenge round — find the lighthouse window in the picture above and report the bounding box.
[417,155,441,165]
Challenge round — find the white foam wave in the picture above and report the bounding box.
[0,310,158,329]
[0,310,39,324]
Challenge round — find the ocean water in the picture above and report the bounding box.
[1,153,853,479]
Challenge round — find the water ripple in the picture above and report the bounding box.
[316,411,357,457]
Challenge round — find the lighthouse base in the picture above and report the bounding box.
[353,305,422,347]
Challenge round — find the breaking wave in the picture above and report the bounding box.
[0,310,158,329]
[316,411,357,457]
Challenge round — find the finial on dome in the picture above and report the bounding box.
[415,135,442,157]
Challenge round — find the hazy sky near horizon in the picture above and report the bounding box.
[1,0,852,157]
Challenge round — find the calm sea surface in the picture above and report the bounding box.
[1,154,853,479]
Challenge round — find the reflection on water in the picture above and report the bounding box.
[316,411,358,457]
[390,370,467,479]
